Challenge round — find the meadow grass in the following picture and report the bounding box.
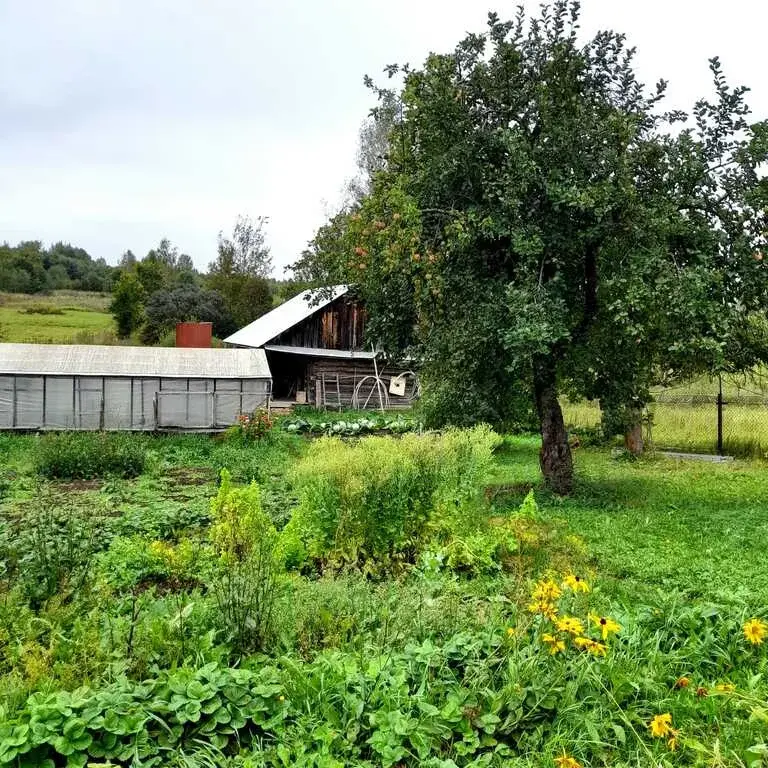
[0,290,115,343]
[563,398,768,458]
[492,436,768,605]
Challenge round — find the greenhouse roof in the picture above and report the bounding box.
[0,343,271,379]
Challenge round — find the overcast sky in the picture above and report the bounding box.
[1,1,766,275]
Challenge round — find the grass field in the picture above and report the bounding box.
[1,425,767,766]
[0,290,116,344]
[492,437,768,605]
[563,396,768,458]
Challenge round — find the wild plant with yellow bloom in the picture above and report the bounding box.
[743,618,767,645]
[589,613,621,640]
[649,713,674,738]
[574,637,607,656]
[554,756,583,768]
[562,573,590,593]
[542,633,566,655]
[667,734,678,751]
[556,616,585,636]
[527,599,558,621]
[532,578,562,602]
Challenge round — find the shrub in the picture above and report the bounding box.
[283,425,500,570]
[228,408,274,442]
[209,470,284,653]
[282,414,421,436]
[96,536,208,593]
[36,432,147,479]
[20,304,64,315]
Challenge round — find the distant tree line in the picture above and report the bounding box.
[110,216,309,344]
[0,241,115,293]
[2,216,309,345]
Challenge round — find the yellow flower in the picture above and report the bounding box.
[528,600,558,621]
[715,683,735,693]
[562,573,590,593]
[743,618,767,645]
[587,640,607,656]
[649,713,674,738]
[542,633,566,655]
[556,616,585,636]
[674,676,690,689]
[589,613,621,640]
[554,756,583,768]
[506,627,516,638]
[574,636,607,656]
[532,578,562,603]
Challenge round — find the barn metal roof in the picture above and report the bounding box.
[224,285,349,348]
[0,343,271,379]
[264,344,376,360]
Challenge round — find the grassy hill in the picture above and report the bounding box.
[0,290,117,344]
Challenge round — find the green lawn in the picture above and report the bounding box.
[492,438,768,606]
[0,291,115,343]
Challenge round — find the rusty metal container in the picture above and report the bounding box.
[175,322,213,348]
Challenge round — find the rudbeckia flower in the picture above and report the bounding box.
[589,613,621,640]
[554,756,583,768]
[532,578,562,602]
[542,633,566,655]
[556,616,585,636]
[562,573,590,593]
[574,637,607,656]
[527,599,558,621]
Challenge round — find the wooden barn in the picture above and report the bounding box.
[224,286,418,409]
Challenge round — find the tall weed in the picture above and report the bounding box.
[283,425,500,570]
[209,470,283,653]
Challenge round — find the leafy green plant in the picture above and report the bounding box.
[0,662,288,767]
[36,432,147,479]
[282,414,421,437]
[209,471,284,654]
[97,536,207,593]
[2,488,104,606]
[228,408,274,442]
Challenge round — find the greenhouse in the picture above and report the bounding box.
[0,343,272,431]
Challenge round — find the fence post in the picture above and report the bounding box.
[716,374,724,456]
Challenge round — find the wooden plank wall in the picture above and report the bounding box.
[307,358,418,410]
[272,297,367,351]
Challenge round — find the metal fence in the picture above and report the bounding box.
[647,375,768,458]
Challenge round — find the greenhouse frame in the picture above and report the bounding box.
[0,343,272,431]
